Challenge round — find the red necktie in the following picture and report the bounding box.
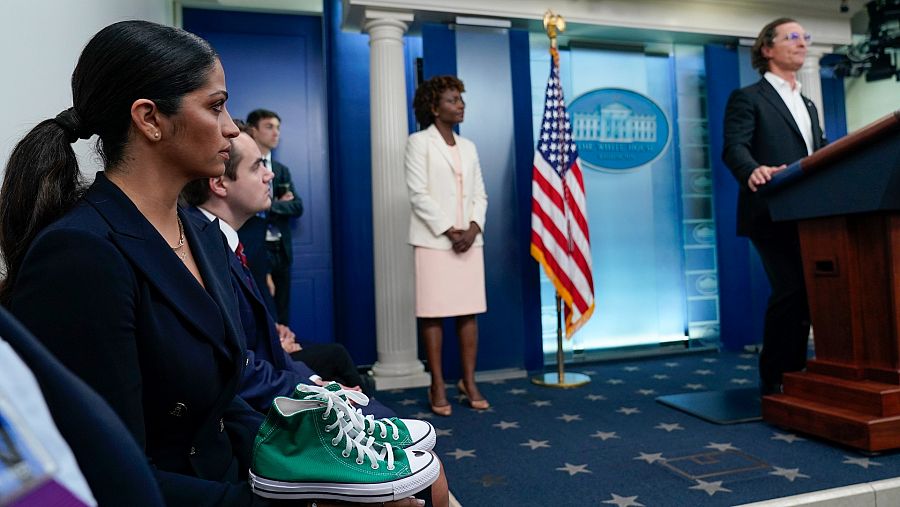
[235,242,249,268]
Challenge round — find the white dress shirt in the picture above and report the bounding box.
[198,207,239,252]
[764,71,814,156]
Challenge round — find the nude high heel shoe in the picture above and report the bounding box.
[428,387,452,417]
[457,379,490,410]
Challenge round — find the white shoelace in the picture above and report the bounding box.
[315,392,396,470]
[356,411,401,441]
[298,384,402,441]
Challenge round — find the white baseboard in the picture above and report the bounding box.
[735,477,900,507]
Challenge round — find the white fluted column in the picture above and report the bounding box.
[364,10,430,390]
[797,44,830,129]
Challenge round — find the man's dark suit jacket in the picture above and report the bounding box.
[187,208,395,420]
[8,173,269,506]
[0,306,164,506]
[722,77,827,237]
[235,215,275,315]
[238,159,303,316]
[185,207,315,413]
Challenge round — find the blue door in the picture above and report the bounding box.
[183,9,334,344]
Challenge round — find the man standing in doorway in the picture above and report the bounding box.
[723,18,827,396]
[243,108,304,325]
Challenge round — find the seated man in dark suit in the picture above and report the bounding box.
[181,131,390,418]
[242,108,303,326]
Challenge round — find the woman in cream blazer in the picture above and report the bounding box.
[406,76,489,417]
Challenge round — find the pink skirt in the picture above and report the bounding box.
[415,246,486,318]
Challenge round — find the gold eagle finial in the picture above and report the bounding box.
[543,10,566,48]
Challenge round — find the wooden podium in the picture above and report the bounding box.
[761,110,900,452]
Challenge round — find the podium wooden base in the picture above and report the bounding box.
[759,112,900,452]
[762,371,900,452]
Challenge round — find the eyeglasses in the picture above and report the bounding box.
[779,31,812,44]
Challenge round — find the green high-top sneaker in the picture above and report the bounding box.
[293,383,436,452]
[250,396,439,502]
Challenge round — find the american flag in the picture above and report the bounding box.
[530,47,595,338]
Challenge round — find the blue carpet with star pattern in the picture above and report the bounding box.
[374,350,900,506]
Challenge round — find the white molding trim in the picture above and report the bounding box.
[343,0,854,46]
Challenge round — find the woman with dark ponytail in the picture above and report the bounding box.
[1,20,443,507]
[0,20,260,506]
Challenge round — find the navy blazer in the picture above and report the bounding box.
[185,207,316,413]
[237,159,302,315]
[0,306,164,507]
[236,215,276,315]
[185,208,395,419]
[8,173,269,506]
[722,78,827,237]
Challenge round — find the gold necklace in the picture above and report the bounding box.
[171,215,186,261]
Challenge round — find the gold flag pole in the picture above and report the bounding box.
[532,10,590,389]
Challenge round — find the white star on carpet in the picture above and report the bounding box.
[706,442,739,452]
[470,406,495,413]
[689,480,731,496]
[843,456,882,468]
[735,365,753,370]
[582,369,597,375]
[652,374,670,380]
[770,466,810,482]
[507,388,527,395]
[556,463,592,476]
[730,378,751,385]
[664,362,680,367]
[493,420,519,430]
[606,378,625,385]
[435,428,453,437]
[601,493,645,506]
[739,353,755,359]
[446,448,476,460]
[585,394,606,401]
[410,411,434,419]
[591,431,619,441]
[396,398,418,406]
[520,439,550,450]
[489,379,506,385]
[623,366,640,372]
[633,452,665,464]
[557,413,582,422]
[771,432,804,443]
[617,407,641,415]
[694,369,714,375]
[702,358,718,363]
[655,422,684,432]
[531,400,552,407]
[683,383,706,390]
[636,389,657,396]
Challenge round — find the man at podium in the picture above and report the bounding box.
[722,17,828,396]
